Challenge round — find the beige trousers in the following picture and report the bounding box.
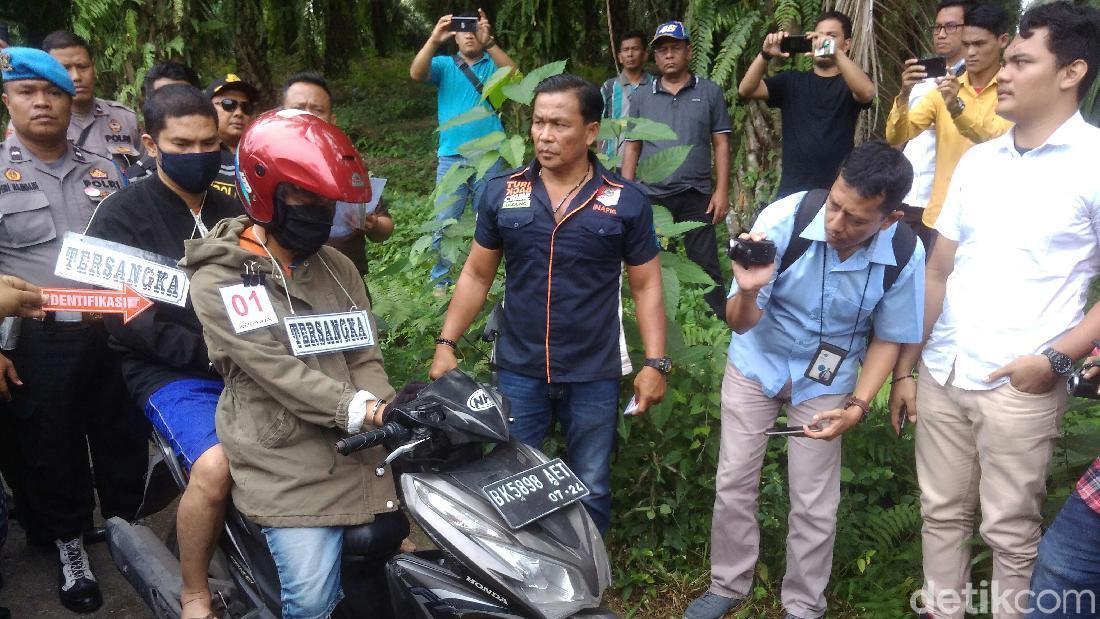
[709,361,847,619]
[916,362,1067,619]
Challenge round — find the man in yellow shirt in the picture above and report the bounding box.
[885,3,1012,244]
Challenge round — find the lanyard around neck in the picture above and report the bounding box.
[818,242,872,352]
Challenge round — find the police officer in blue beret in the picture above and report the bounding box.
[0,47,147,614]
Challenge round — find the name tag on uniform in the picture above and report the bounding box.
[219,284,278,333]
[284,310,375,356]
[55,232,190,307]
[502,180,532,209]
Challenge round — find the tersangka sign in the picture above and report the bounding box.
[54,232,190,307]
[284,310,375,356]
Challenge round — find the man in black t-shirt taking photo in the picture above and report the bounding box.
[739,11,875,199]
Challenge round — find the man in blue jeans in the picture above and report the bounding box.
[410,9,516,292]
[430,74,669,534]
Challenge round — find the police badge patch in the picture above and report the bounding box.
[89,168,108,179]
[3,168,20,182]
[0,53,11,72]
[108,119,122,133]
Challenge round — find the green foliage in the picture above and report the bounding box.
[636,145,692,186]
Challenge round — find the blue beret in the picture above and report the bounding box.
[0,47,76,97]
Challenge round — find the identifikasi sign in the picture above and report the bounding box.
[54,232,190,307]
[42,286,154,324]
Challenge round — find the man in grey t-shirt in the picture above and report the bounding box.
[622,21,731,318]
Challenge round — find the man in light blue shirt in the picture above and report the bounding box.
[686,141,923,619]
[410,9,516,291]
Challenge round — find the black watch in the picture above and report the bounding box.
[1042,347,1074,377]
[644,356,673,375]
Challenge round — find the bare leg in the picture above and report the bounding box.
[178,445,231,618]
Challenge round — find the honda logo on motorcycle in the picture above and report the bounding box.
[466,389,495,412]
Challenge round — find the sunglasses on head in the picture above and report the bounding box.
[217,98,255,115]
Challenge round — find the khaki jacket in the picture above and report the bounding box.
[181,216,398,527]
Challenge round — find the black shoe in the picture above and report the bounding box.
[55,536,103,613]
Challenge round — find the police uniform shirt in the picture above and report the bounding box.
[474,154,660,383]
[67,97,143,172]
[0,131,126,288]
[209,145,238,200]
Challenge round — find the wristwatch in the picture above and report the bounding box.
[947,96,966,117]
[644,356,673,375]
[484,36,497,50]
[1042,347,1074,377]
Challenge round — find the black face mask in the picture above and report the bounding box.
[158,149,222,194]
[272,201,333,257]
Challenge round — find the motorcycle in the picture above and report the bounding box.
[105,368,614,618]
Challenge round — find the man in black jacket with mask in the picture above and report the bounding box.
[85,84,242,619]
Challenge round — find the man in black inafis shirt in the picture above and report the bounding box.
[738,10,874,199]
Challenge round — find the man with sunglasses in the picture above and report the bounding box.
[205,74,259,201]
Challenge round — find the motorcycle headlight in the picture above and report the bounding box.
[413,478,506,542]
[476,536,587,617]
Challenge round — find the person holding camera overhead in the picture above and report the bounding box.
[685,141,924,619]
[410,8,516,295]
[738,11,875,200]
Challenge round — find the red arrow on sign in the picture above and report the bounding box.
[42,285,154,324]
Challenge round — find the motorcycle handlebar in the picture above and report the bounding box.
[335,421,409,456]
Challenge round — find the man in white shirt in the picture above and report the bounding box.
[898,0,968,249]
[890,3,1100,617]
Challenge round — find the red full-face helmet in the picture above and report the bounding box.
[235,109,371,225]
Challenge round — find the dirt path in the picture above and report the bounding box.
[1,507,173,618]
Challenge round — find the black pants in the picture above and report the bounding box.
[657,189,726,317]
[901,204,938,256]
[0,319,147,541]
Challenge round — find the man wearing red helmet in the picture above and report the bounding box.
[182,109,401,618]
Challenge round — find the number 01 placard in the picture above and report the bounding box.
[219,284,279,334]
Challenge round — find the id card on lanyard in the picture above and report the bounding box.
[803,246,872,386]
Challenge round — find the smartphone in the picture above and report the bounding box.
[915,56,947,79]
[764,423,823,437]
[449,16,478,32]
[898,404,908,436]
[780,35,813,55]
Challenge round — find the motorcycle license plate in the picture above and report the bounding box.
[480,458,590,529]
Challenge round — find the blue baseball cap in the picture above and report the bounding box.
[0,47,76,96]
[650,21,690,46]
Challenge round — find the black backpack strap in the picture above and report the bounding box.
[777,189,829,276]
[883,220,917,292]
[454,54,498,112]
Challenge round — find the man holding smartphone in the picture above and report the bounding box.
[410,9,516,294]
[895,0,970,250]
[738,11,875,200]
[685,141,924,619]
[885,2,1011,247]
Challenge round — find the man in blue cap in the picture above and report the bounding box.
[621,20,732,319]
[0,47,147,614]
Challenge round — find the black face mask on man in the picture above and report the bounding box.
[272,194,334,257]
[158,149,222,194]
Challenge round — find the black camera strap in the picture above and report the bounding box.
[453,54,498,112]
